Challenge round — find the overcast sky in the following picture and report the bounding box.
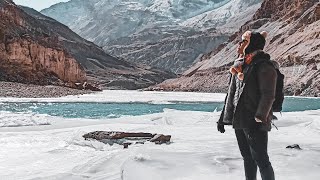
[13,0,69,11]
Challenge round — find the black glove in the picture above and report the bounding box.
[272,114,278,120]
[217,122,225,133]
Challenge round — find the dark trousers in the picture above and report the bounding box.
[235,129,275,180]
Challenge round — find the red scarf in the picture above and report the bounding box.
[245,53,254,65]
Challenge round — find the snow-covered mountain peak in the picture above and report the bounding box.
[41,0,262,73]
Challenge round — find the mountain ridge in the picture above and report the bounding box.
[0,0,175,90]
[152,0,320,96]
[41,0,263,73]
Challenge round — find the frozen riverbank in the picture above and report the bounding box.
[0,109,320,180]
[1,91,319,179]
[0,82,91,98]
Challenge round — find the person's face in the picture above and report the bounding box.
[237,40,248,55]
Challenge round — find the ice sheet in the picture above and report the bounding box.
[0,109,319,180]
[0,90,227,103]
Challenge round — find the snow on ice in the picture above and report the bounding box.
[0,91,319,179]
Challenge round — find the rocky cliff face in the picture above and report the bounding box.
[0,1,175,89]
[154,0,320,96]
[41,0,262,73]
[1,39,86,83]
[0,1,86,85]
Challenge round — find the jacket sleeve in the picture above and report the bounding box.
[255,64,277,123]
[218,74,236,124]
[218,101,226,124]
[218,74,235,124]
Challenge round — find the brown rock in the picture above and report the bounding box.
[2,39,87,83]
[83,131,155,140]
[150,134,171,144]
[73,82,102,91]
[0,1,86,85]
[83,131,172,147]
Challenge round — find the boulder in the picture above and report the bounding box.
[83,131,171,148]
[150,134,172,144]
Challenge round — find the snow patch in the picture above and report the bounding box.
[0,111,50,127]
[0,90,227,103]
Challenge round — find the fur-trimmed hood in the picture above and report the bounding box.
[251,50,271,63]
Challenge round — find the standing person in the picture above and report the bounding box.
[217,31,276,180]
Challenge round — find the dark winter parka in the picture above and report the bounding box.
[219,50,277,131]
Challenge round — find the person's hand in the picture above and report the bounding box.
[217,123,225,133]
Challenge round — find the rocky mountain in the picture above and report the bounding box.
[0,0,175,90]
[41,0,262,73]
[154,0,320,96]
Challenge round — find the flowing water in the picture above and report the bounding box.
[1,97,320,119]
